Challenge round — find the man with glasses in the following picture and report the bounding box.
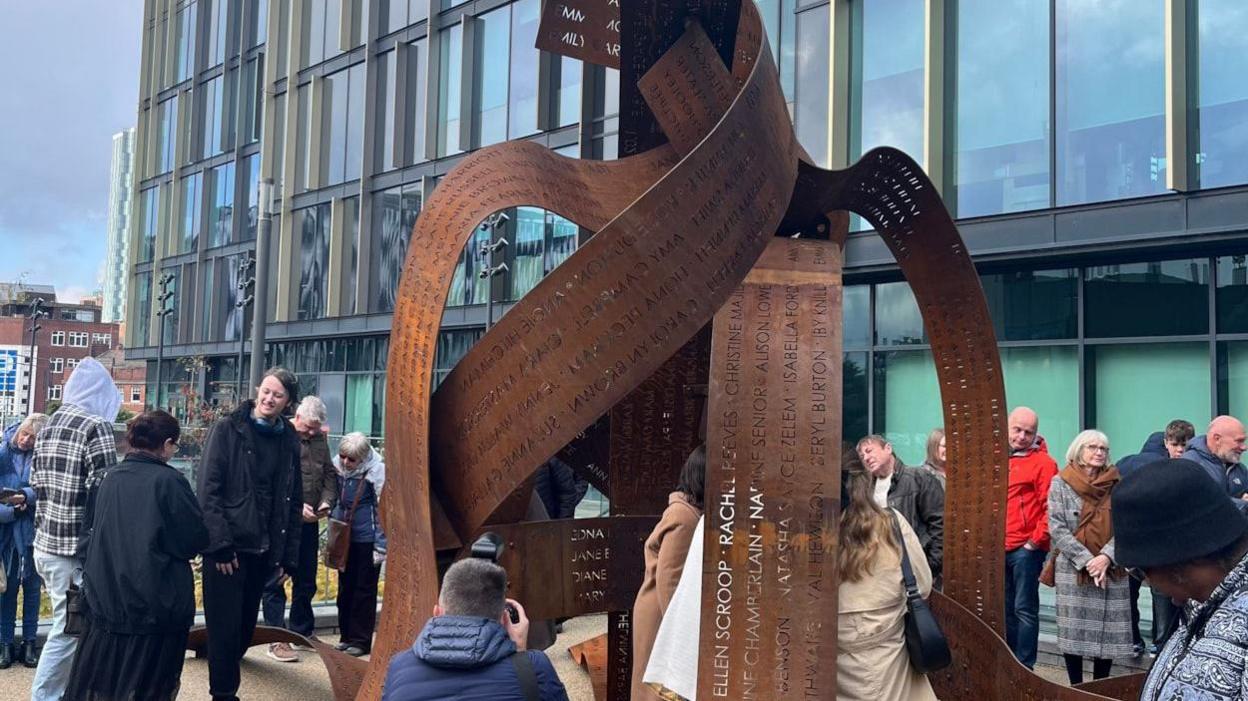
[263,396,338,663]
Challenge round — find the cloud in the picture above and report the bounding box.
[0,1,143,293]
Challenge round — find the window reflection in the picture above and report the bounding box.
[180,173,202,254]
[476,8,510,147]
[851,0,925,165]
[874,281,925,346]
[1056,0,1166,205]
[1196,0,1248,188]
[955,0,1050,217]
[371,184,421,313]
[298,204,332,320]
[438,24,464,156]
[795,5,829,165]
[509,0,541,138]
[1084,260,1209,337]
[208,163,235,248]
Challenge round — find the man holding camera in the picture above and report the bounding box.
[382,558,569,701]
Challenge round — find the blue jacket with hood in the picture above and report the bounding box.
[0,422,38,579]
[1183,434,1248,499]
[381,615,569,701]
[1118,431,1169,479]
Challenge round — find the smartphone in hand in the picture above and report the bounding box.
[0,488,24,503]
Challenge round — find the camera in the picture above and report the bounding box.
[469,533,519,623]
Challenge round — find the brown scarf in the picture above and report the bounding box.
[1059,462,1127,586]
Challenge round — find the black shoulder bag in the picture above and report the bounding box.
[889,512,952,673]
[511,651,541,701]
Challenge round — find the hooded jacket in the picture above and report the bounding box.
[1005,436,1059,551]
[196,401,303,570]
[1118,432,1169,479]
[0,422,38,579]
[381,616,569,701]
[1183,435,1248,499]
[31,358,121,557]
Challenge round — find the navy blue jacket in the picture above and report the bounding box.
[382,616,569,701]
[1118,432,1168,479]
[1183,435,1248,499]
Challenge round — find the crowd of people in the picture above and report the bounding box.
[6,354,1248,700]
[0,360,391,701]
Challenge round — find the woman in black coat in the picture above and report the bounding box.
[64,410,208,701]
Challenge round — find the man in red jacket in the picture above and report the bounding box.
[1004,406,1058,669]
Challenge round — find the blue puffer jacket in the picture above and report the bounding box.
[0,422,38,579]
[381,616,569,701]
[1118,432,1169,479]
[1184,435,1248,499]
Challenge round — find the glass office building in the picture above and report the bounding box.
[127,0,1248,456]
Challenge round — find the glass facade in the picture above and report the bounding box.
[1196,0,1248,188]
[1056,0,1166,206]
[298,203,332,320]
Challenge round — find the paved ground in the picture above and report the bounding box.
[5,617,604,700]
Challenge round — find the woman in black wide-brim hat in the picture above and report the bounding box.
[1113,458,1248,701]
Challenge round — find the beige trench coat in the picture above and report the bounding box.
[837,509,938,701]
[631,492,701,699]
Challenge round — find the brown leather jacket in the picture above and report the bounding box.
[301,432,338,510]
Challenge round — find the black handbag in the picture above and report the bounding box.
[890,512,952,673]
[64,575,88,637]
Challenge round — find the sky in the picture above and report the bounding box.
[0,2,144,305]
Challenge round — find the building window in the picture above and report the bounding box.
[508,0,540,138]
[241,154,261,240]
[794,5,830,166]
[556,57,581,128]
[434,329,484,387]
[437,24,464,157]
[241,56,265,145]
[381,0,428,34]
[69,332,89,348]
[156,96,178,174]
[50,331,65,346]
[851,0,925,166]
[134,272,153,346]
[301,0,344,68]
[1084,260,1209,338]
[370,184,422,312]
[1196,0,1248,188]
[92,333,112,347]
[201,72,238,158]
[48,385,62,401]
[180,172,203,253]
[1056,0,1165,206]
[66,358,79,372]
[322,64,367,185]
[208,162,236,248]
[131,386,143,403]
[174,1,198,83]
[206,0,232,67]
[138,187,158,264]
[298,203,332,320]
[475,7,510,147]
[246,0,267,49]
[404,40,429,165]
[50,358,64,374]
[954,0,1051,217]
[341,197,360,315]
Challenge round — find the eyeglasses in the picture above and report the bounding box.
[1086,445,1109,453]
[339,455,356,462]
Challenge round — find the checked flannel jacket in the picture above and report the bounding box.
[30,403,118,557]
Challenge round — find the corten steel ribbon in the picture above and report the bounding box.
[282,2,1152,700]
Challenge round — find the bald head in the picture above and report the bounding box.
[1208,416,1247,465]
[1008,407,1039,452]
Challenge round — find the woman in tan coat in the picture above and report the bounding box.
[838,459,938,701]
[631,445,705,698]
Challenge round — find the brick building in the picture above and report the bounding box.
[95,347,146,417]
[0,291,127,416]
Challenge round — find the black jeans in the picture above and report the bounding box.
[261,521,320,636]
[1152,588,1182,648]
[202,552,272,700]
[1128,576,1144,647]
[337,541,381,651]
[1063,654,1112,685]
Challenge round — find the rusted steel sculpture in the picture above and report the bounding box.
[203,1,1149,699]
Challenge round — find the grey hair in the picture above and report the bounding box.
[1066,429,1110,466]
[18,413,49,436]
[439,558,508,619]
[295,395,328,424]
[338,432,372,461]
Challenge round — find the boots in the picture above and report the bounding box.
[0,643,11,669]
[20,639,38,668]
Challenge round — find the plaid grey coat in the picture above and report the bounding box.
[1047,474,1134,659]
[30,404,118,557]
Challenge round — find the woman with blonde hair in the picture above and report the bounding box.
[1047,429,1133,685]
[921,428,947,490]
[838,455,937,701]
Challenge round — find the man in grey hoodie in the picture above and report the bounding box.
[1183,416,1248,500]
